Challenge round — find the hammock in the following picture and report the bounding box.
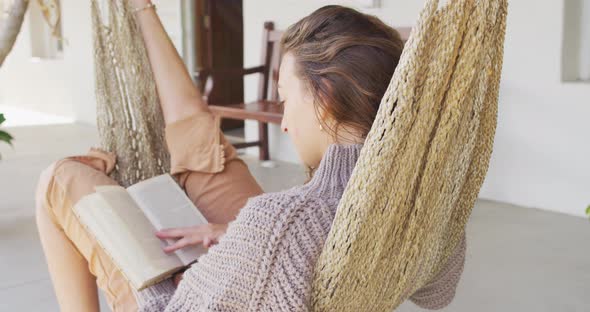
[90,0,507,311]
[90,0,170,187]
[312,0,507,310]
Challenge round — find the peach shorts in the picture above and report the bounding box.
[35,112,264,311]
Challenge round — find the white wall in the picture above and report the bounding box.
[482,1,590,218]
[562,0,590,81]
[0,0,93,121]
[0,0,182,124]
[243,0,590,217]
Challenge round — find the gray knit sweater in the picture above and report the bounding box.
[133,143,467,311]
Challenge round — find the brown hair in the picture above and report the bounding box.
[280,5,405,143]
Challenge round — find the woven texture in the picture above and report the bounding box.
[311,0,507,311]
[134,144,466,311]
[90,0,170,187]
[133,144,364,311]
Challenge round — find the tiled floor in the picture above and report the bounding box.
[1,123,589,311]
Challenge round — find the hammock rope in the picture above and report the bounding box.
[91,0,170,187]
[311,0,507,310]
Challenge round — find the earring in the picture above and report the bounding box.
[319,124,324,131]
[283,127,288,132]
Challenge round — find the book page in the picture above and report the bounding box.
[127,174,209,265]
[75,185,184,289]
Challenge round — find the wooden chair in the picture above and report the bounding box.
[195,21,283,160]
[196,23,412,161]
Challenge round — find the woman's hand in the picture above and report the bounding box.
[155,223,229,253]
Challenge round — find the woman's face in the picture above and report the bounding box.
[278,52,333,168]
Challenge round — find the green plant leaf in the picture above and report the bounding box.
[0,114,12,160]
[0,130,13,146]
[586,205,590,217]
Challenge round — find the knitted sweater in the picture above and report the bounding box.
[133,143,467,311]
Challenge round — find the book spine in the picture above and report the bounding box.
[141,266,185,291]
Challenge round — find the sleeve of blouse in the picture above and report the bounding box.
[408,231,467,310]
[163,111,264,225]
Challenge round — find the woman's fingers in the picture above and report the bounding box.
[156,224,228,252]
[162,237,184,253]
[156,226,199,238]
[163,236,202,253]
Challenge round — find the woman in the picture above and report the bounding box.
[35,2,466,311]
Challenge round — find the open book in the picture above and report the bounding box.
[73,173,209,290]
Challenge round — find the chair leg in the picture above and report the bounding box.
[258,121,270,161]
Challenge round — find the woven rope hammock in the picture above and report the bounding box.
[90,0,507,311]
[312,0,507,310]
[91,0,169,187]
